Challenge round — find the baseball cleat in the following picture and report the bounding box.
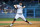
[10,24,13,27]
[28,22,32,24]
[9,25,12,27]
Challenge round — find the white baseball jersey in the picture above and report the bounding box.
[17,5,23,13]
[15,5,26,21]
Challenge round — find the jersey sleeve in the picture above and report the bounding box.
[17,5,19,7]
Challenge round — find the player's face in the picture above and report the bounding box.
[19,3,22,6]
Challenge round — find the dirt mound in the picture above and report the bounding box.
[0,21,40,27]
[0,24,40,27]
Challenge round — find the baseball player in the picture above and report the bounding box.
[10,2,32,27]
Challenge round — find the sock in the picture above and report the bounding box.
[12,19,16,24]
[25,20,29,23]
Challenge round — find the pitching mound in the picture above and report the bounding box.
[0,23,40,27]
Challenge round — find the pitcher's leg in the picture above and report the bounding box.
[21,14,32,24]
[10,18,16,26]
[11,14,19,24]
[21,16,29,23]
[10,14,19,27]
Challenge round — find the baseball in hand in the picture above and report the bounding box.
[24,6,26,7]
[14,5,15,7]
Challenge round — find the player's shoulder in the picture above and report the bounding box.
[17,5,20,6]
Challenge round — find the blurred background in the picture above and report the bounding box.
[0,0,40,18]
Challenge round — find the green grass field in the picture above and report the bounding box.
[0,18,40,21]
[0,18,40,25]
